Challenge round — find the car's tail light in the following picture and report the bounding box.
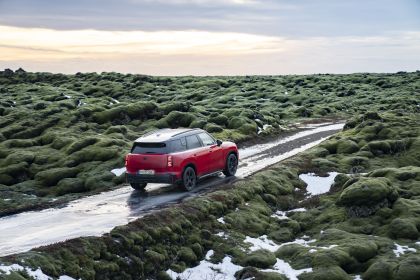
[167,155,173,167]
[125,155,128,167]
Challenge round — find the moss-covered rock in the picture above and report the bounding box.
[337,177,398,208]
[242,249,277,269]
[336,140,359,154]
[389,218,419,240]
[34,167,79,187]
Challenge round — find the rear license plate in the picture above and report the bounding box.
[138,169,155,175]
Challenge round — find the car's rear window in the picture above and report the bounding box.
[131,142,168,154]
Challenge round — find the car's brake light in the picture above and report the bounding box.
[167,155,173,167]
[125,155,128,167]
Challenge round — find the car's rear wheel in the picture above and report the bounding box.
[182,166,196,191]
[130,182,147,191]
[223,153,238,177]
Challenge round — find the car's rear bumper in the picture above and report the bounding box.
[126,173,179,184]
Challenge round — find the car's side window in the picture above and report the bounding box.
[170,139,187,152]
[186,135,202,149]
[198,132,215,146]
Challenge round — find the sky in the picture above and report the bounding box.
[0,0,419,75]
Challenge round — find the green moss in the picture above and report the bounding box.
[389,218,419,240]
[34,167,79,187]
[178,247,197,265]
[227,117,247,129]
[299,266,351,280]
[363,259,397,280]
[205,123,223,133]
[392,255,420,280]
[336,140,359,154]
[242,249,277,269]
[337,177,398,207]
[159,111,196,128]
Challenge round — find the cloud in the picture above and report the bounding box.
[0,25,289,61]
[0,25,419,75]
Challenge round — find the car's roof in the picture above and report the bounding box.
[135,128,203,143]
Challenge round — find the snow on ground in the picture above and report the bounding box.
[169,233,339,279]
[111,167,126,176]
[299,172,339,196]
[244,234,338,253]
[271,208,307,220]
[166,250,243,280]
[64,95,72,99]
[111,98,120,104]
[217,217,225,224]
[245,235,280,252]
[353,275,362,280]
[0,263,76,280]
[393,243,417,257]
[261,259,312,280]
[216,232,228,239]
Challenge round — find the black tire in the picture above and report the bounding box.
[223,153,238,177]
[130,182,147,190]
[182,166,197,191]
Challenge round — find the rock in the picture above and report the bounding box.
[243,249,277,269]
[389,218,419,240]
[393,255,420,280]
[336,140,359,154]
[299,266,350,280]
[338,177,398,206]
[363,259,397,280]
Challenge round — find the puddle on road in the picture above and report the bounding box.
[299,172,339,196]
[0,123,344,257]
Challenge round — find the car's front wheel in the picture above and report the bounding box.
[223,153,238,177]
[130,182,147,191]
[182,166,197,191]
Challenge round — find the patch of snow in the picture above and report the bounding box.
[285,91,288,95]
[217,217,225,224]
[393,243,416,257]
[263,124,273,130]
[0,264,77,280]
[245,203,250,206]
[299,172,339,196]
[216,232,228,239]
[281,238,317,248]
[271,208,307,220]
[245,235,280,252]
[257,127,263,135]
[166,254,243,280]
[77,100,86,107]
[111,98,120,104]
[353,275,362,280]
[64,95,72,99]
[309,249,317,253]
[111,167,126,176]
[261,259,312,280]
[205,250,214,260]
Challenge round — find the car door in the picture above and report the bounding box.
[185,134,209,176]
[197,132,224,173]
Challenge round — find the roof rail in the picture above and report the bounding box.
[141,128,170,137]
[170,128,201,138]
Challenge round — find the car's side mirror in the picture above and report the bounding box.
[216,139,223,146]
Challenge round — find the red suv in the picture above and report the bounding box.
[125,128,238,191]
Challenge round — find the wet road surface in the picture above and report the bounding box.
[0,123,344,257]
